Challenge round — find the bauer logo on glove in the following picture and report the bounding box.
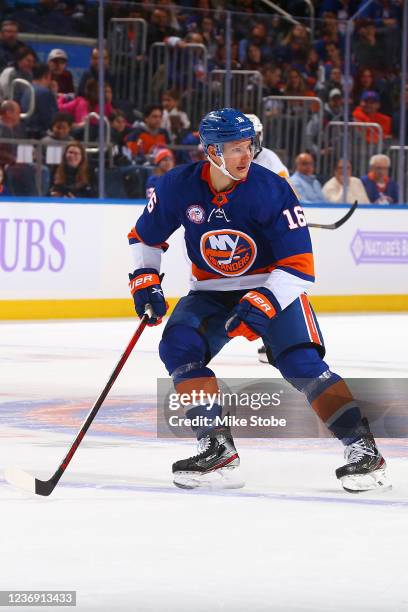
[128,268,168,326]
[225,287,280,341]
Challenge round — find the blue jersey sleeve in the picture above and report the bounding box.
[254,175,315,282]
[130,172,181,247]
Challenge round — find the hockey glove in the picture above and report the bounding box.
[225,288,279,341]
[128,268,168,326]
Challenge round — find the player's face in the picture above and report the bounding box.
[219,139,254,179]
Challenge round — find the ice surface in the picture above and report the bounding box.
[1,314,408,612]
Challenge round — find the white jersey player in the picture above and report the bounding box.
[245,114,289,179]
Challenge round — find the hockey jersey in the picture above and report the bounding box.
[128,161,314,310]
[253,147,289,178]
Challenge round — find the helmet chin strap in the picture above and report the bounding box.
[206,154,241,181]
[207,143,241,181]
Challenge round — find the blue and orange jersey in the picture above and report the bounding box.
[128,160,314,298]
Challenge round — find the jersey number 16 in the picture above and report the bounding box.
[283,206,307,229]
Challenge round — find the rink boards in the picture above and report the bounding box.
[0,198,407,319]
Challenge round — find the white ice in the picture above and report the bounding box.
[1,314,408,612]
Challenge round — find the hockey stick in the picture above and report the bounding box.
[307,201,358,230]
[5,304,154,497]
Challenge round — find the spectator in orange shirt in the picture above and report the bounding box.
[352,91,392,144]
[126,105,171,160]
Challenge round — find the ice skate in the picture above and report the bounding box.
[336,418,390,493]
[172,425,244,490]
[258,345,269,364]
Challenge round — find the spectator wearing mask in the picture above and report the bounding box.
[290,153,326,202]
[0,20,25,72]
[49,142,95,198]
[323,159,370,203]
[47,48,74,94]
[352,90,392,144]
[126,105,170,159]
[0,46,36,102]
[361,154,399,204]
[145,148,175,198]
[161,89,190,142]
[21,63,58,138]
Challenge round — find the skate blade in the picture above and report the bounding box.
[340,468,392,493]
[173,467,245,490]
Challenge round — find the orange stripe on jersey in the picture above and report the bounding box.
[128,226,169,251]
[191,262,277,281]
[311,380,354,423]
[275,253,315,278]
[241,291,277,318]
[300,293,321,344]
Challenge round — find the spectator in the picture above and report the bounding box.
[320,65,344,101]
[147,8,177,47]
[77,48,114,98]
[351,68,392,113]
[0,165,9,195]
[322,159,370,203]
[290,153,326,203]
[360,154,399,203]
[238,21,272,64]
[41,112,73,145]
[41,112,74,168]
[284,68,315,98]
[0,20,25,72]
[21,63,58,138]
[47,48,74,94]
[161,88,190,142]
[0,100,25,166]
[126,105,170,158]
[323,42,343,77]
[353,20,391,73]
[49,142,95,198]
[314,12,345,60]
[57,79,114,128]
[243,43,264,71]
[352,91,392,143]
[145,148,175,198]
[306,88,344,155]
[109,110,133,165]
[0,46,36,102]
[275,24,310,67]
[261,64,283,97]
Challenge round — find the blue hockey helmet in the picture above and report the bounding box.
[199,108,256,155]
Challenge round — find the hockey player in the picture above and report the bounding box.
[127,108,388,493]
[245,113,289,179]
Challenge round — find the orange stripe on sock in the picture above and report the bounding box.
[311,380,354,423]
[175,377,220,405]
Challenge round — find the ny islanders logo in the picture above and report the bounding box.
[200,229,257,276]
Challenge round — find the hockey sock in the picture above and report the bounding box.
[276,346,366,444]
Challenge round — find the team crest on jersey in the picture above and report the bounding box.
[186,204,206,224]
[200,229,257,276]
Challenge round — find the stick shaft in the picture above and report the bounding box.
[37,315,149,494]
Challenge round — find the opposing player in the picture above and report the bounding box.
[245,113,289,179]
[127,108,388,493]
